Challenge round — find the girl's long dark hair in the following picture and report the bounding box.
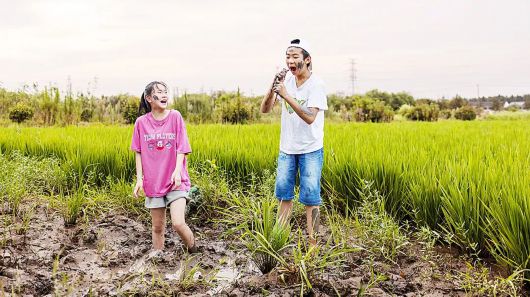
[138,81,168,116]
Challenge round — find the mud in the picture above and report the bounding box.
[0,203,524,296]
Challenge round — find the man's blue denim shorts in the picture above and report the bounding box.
[274,148,323,206]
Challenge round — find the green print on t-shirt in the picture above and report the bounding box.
[285,98,306,114]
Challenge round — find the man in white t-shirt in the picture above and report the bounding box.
[260,38,328,245]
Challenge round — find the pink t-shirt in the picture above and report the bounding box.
[130,110,192,197]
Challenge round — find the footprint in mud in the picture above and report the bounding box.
[207,256,241,295]
[126,250,164,274]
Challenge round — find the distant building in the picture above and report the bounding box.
[504,101,525,108]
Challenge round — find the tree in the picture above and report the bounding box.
[9,103,34,123]
[415,98,436,105]
[218,91,252,124]
[40,87,53,125]
[404,104,439,121]
[449,95,467,109]
[454,106,477,120]
[353,97,394,122]
[52,88,60,124]
[524,99,530,110]
[121,97,139,124]
[390,92,414,110]
[491,98,503,111]
[436,99,450,111]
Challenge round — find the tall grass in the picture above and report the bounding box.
[0,119,528,273]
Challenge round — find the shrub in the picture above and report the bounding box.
[220,101,251,124]
[454,106,477,121]
[404,104,439,121]
[398,104,413,115]
[80,109,93,122]
[506,105,521,112]
[121,97,139,124]
[353,98,394,122]
[439,109,452,119]
[449,95,467,109]
[9,103,34,123]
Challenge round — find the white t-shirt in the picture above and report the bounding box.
[278,73,328,154]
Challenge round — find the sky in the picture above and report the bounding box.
[1,0,529,99]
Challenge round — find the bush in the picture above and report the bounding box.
[454,106,477,121]
[353,98,394,122]
[220,101,252,124]
[80,109,93,122]
[449,96,467,109]
[398,104,413,115]
[439,109,452,119]
[215,92,254,124]
[404,104,439,121]
[121,97,139,124]
[506,105,521,112]
[9,103,34,123]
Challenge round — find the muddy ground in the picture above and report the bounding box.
[1,202,525,297]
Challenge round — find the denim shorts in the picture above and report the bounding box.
[145,190,189,209]
[274,148,323,206]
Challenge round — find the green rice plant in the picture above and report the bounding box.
[0,151,68,219]
[483,110,530,121]
[282,229,356,296]
[484,188,530,278]
[214,191,257,238]
[356,257,387,297]
[14,206,34,236]
[2,181,26,217]
[439,180,486,256]
[455,262,527,297]
[188,159,231,218]
[57,187,86,226]
[354,180,409,263]
[323,199,359,247]
[415,225,441,261]
[107,178,147,218]
[243,196,292,274]
[0,119,527,274]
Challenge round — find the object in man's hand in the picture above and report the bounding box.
[273,68,289,98]
[274,68,288,86]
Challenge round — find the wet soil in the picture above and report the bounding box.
[0,203,522,296]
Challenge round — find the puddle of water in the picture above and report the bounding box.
[207,257,242,295]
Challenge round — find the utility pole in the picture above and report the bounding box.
[350,59,356,96]
[173,87,179,104]
[476,84,480,107]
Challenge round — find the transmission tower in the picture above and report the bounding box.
[350,59,356,95]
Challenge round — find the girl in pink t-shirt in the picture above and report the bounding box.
[131,81,196,253]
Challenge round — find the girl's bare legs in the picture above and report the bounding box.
[169,198,195,250]
[150,208,166,250]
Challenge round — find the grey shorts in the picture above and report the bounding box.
[145,190,190,209]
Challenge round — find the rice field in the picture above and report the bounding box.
[0,119,529,273]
